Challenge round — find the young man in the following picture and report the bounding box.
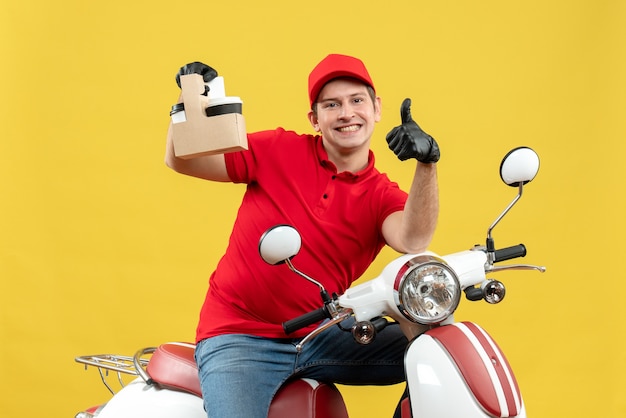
[165,54,440,418]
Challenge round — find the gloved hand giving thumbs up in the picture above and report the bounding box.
[385,98,440,163]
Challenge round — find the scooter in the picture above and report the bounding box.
[75,146,545,418]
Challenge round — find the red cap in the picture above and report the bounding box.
[308,54,375,107]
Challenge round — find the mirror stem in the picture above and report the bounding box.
[284,258,336,313]
[285,259,328,294]
[486,183,524,262]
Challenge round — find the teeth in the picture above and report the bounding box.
[338,125,359,132]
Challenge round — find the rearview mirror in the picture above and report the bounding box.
[500,147,540,187]
[258,225,302,265]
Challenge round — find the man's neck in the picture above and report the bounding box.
[325,147,370,173]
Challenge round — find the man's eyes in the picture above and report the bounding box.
[323,98,364,108]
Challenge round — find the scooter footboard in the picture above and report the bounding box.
[404,321,525,418]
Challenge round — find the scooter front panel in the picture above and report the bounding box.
[405,334,489,417]
[404,322,524,417]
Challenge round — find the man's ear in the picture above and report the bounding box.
[308,111,320,132]
[374,96,382,123]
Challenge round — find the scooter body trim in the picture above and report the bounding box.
[405,321,525,417]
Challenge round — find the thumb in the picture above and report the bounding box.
[400,98,413,124]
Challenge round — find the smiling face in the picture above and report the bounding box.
[308,77,381,167]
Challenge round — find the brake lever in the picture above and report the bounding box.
[487,264,546,273]
[295,309,353,353]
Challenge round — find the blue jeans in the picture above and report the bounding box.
[195,320,407,418]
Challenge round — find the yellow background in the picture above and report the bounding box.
[1,0,625,416]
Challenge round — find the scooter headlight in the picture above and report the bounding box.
[394,255,461,324]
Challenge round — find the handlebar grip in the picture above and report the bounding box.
[494,244,526,262]
[283,307,329,335]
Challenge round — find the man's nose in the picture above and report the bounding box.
[339,103,355,119]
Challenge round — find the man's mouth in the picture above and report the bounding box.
[337,125,360,133]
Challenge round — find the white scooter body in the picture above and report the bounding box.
[340,249,526,418]
[95,378,205,418]
[405,322,525,417]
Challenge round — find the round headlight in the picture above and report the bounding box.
[394,255,461,324]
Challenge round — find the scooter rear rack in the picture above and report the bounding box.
[76,352,152,395]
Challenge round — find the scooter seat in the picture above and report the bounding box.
[146,342,348,418]
[147,342,202,397]
[269,378,349,418]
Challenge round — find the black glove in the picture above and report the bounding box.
[175,62,218,94]
[386,98,440,163]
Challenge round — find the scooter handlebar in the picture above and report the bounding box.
[283,307,329,335]
[494,244,526,262]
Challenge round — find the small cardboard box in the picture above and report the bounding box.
[170,74,248,159]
